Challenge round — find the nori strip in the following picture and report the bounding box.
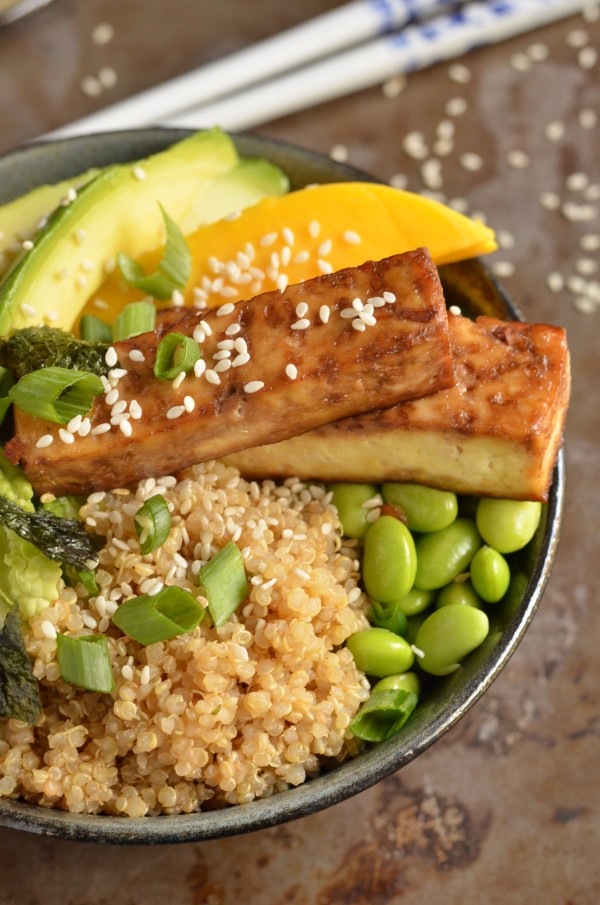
[0,610,41,724]
[0,326,113,379]
[0,496,100,570]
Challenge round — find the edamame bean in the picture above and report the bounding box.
[372,671,420,696]
[476,499,542,553]
[368,601,408,637]
[382,483,458,533]
[329,483,379,539]
[395,587,436,616]
[414,518,482,590]
[414,605,489,676]
[346,628,414,677]
[436,580,482,609]
[469,545,510,602]
[363,516,417,603]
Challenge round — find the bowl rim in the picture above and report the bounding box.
[0,128,565,844]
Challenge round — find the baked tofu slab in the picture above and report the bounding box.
[224,315,570,502]
[9,248,455,494]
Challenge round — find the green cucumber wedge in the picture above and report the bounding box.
[0,128,242,334]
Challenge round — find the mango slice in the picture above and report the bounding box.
[84,182,497,322]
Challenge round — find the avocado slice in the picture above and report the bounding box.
[190,157,289,224]
[0,128,243,335]
[0,167,99,277]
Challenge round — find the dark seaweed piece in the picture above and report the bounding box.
[0,610,41,724]
[0,326,113,379]
[0,496,100,570]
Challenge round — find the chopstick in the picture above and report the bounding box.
[162,0,588,132]
[45,0,456,140]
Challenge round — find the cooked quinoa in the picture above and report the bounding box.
[0,461,370,816]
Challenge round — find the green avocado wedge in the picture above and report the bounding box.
[0,128,258,335]
[0,167,99,277]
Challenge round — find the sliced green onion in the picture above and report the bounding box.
[368,601,408,637]
[153,332,201,380]
[112,301,156,342]
[350,689,418,743]
[56,633,114,693]
[134,494,171,554]
[199,541,249,627]
[117,205,192,300]
[0,365,15,426]
[80,314,113,343]
[112,587,204,645]
[8,367,103,424]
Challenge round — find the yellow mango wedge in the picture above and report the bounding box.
[84,182,497,321]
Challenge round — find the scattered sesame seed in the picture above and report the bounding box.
[193,325,206,343]
[365,507,381,522]
[76,275,88,290]
[244,381,264,394]
[507,149,530,170]
[295,302,309,318]
[183,395,195,413]
[99,66,117,89]
[285,364,298,380]
[492,261,515,278]
[105,347,118,367]
[448,62,471,83]
[219,286,238,299]
[421,157,444,191]
[497,230,515,250]
[128,349,145,362]
[319,305,330,324]
[259,232,278,247]
[545,121,566,142]
[93,298,109,310]
[119,418,132,437]
[67,414,83,433]
[22,239,34,250]
[382,291,396,304]
[340,308,357,319]
[358,311,377,326]
[578,46,598,70]
[45,310,59,322]
[445,96,467,117]
[389,172,408,189]
[35,435,54,449]
[578,108,597,129]
[293,250,310,265]
[343,230,362,245]
[576,258,598,275]
[566,28,590,48]
[276,274,288,292]
[449,305,462,316]
[129,400,143,420]
[172,371,186,389]
[205,369,221,385]
[224,209,241,221]
[402,131,428,160]
[510,52,531,72]
[194,358,207,378]
[460,152,484,172]
[352,320,366,332]
[59,429,74,444]
[580,234,600,251]
[317,259,333,274]
[91,423,111,436]
[318,239,333,256]
[381,74,406,97]
[200,319,212,337]
[234,337,248,353]
[539,191,561,210]
[282,227,295,246]
[309,220,321,238]
[215,359,232,373]
[232,352,250,367]
[566,172,589,192]
[20,303,36,318]
[78,418,91,437]
[329,143,349,162]
[291,318,311,330]
[166,405,185,420]
[225,323,241,337]
[80,75,102,97]
[91,22,114,45]
[105,389,119,406]
[109,368,127,380]
[527,42,549,62]
[41,620,57,640]
[574,296,596,314]
[562,200,598,222]
[584,184,600,201]
[171,289,185,306]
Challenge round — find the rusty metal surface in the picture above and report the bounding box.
[0,1,598,902]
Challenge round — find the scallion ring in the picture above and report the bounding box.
[56,633,114,694]
[154,332,201,380]
[350,689,418,743]
[8,367,104,424]
[112,587,205,645]
[198,541,249,627]
[112,300,156,342]
[117,204,192,300]
[134,494,171,554]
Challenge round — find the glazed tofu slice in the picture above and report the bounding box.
[224,315,570,502]
[8,248,454,494]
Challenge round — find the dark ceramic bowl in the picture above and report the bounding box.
[0,130,564,844]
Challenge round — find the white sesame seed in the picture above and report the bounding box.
[110,400,127,416]
[219,286,237,299]
[389,173,408,189]
[225,322,241,336]
[35,435,54,449]
[383,291,396,304]
[539,191,561,210]
[276,274,288,292]
[171,289,185,306]
[358,311,377,326]
[183,395,195,413]
[492,261,515,278]
[319,305,330,324]
[193,358,207,378]
[270,251,280,270]
[329,143,349,163]
[350,297,363,312]
[59,429,75,444]
[293,250,310,264]
[129,399,143,420]
[244,381,264,394]
[205,369,221,385]
[411,644,425,659]
[402,131,429,160]
[67,414,83,433]
[215,359,232,373]
[545,121,566,142]
[576,258,598,275]
[80,75,102,97]
[91,22,114,45]
[285,364,298,380]
[562,200,598,222]
[317,259,333,274]
[352,319,366,332]
[132,165,146,181]
[282,227,295,246]
[121,664,134,680]
[20,303,36,318]
[172,371,186,389]
[232,352,250,367]
[105,388,119,406]
[340,308,357,318]
[578,108,597,129]
[105,347,118,367]
[93,298,109,310]
[291,318,311,330]
[259,232,278,247]
[200,319,212,337]
[510,52,531,72]
[295,568,310,581]
[91,423,111,436]
[22,239,34,250]
[381,74,406,98]
[213,349,232,360]
[449,305,462,316]
[460,152,484,172]
[41,620,57,640]
[366,507,381,522]
[507,149,530,170]
[110,412,130,426]
[45,310,59,323]
[295,302,309,318]
[109,368,127,381]
[580,234,600,251]
[76,275,88,290]
[119,419,132,437]
[566,172,590,192]
[445,96,468,117]
[166,405,185,420]
[343,230,362,245]
[192,325,206,344]
[309,220,321,238]
[566,27,590,48]
[234,337,248,353]
[527,42,549,62]
[448,62,471,83]
[318,239,332,256]
[76,418,91,438]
